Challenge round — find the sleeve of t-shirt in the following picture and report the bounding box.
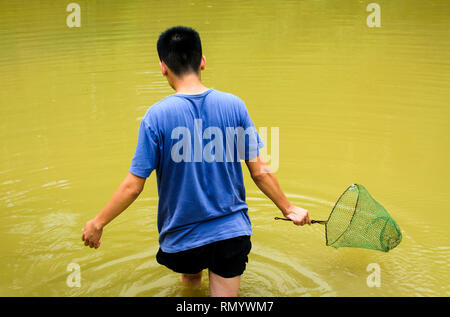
[129,119,160,178]
[239,99,264,160]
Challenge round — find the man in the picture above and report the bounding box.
[82,26,310,297]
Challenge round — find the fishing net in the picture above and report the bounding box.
[325,184,402,252]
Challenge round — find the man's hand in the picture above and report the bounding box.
[82,219,103,249]
[285,205,311,226]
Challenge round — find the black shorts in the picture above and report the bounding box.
[156,235,252,278]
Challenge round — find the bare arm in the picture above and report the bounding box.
[245,155,311,226]
[82,172,146,248]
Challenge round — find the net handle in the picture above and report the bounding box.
[274,217,327,225]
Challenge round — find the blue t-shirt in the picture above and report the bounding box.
[129,88,263,253]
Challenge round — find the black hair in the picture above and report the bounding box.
[157,26,202,76]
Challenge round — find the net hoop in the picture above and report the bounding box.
[325,183,359,246]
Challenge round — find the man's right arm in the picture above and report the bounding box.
[245,155,311,226]
[82,172,146,248]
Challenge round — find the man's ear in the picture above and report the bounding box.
[200,56,206,71]
[159,61,168,76]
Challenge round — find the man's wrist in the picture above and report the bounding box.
[93,216,106,230]
[281,203,294,216]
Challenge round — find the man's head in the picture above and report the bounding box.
[157,26,205,78]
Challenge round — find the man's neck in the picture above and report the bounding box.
[172,73,209,95]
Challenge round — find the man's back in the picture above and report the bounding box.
[129,89,263,252]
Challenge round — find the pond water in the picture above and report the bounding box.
[1,0,449,296]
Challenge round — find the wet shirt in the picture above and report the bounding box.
[129,89,263,253]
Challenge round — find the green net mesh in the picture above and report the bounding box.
[325,184,402,252]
